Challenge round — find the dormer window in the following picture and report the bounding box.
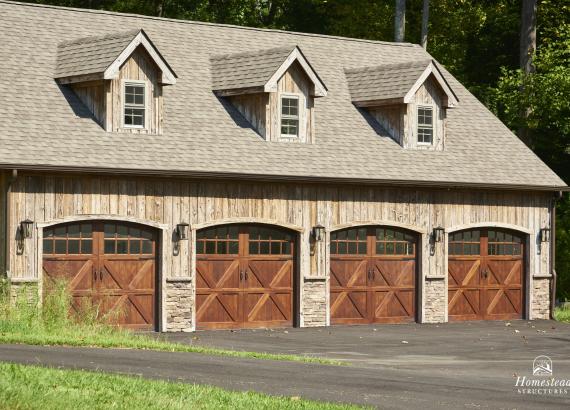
[281,95,300,138]
[417,106,433,145]
[124,82,146,128]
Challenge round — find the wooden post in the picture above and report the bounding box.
[420,0,430,50]
[394,0,406,42]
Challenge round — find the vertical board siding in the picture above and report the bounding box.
[8,174,551,286]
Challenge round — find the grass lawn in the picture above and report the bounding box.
[0,362,362,410]
[554,305,570,323]
[0,281,342,366]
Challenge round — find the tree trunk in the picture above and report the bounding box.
[520,0,537,74]
[518,0,537,147]
[420,0,430,50]
[155,0,164,17]
[394,0,406,42]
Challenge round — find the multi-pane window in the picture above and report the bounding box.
[280,96,299,137]
[43,224,93,255]
[375,228,416,256]
[104,223,154,255]
[124,83,145,128]
[417,106,433,144]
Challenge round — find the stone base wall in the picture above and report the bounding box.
[165,279,193,332]
[8,281,39,307]
[302,279,327,327]
[423,278,446,323]
[532,277,551,319]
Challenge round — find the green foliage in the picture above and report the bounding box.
[554,304,570,322]
[0,363,360,410]
[0,283,341,365]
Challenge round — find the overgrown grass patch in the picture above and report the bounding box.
[554,305,570,323]
[0,362,361,410]
[0,280,342,365]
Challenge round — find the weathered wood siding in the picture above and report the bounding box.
[367,75,446,151]
[72,81,106,127]
[228,61,315,143]
[405,75,445,151]
[0,171,6,276]
[108,46,163,134]
[8,173,551,282]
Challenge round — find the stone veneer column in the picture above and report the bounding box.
[532,276,551,319]
[164,278,193,332]
[423,278,446,323]
[301,278,327,327]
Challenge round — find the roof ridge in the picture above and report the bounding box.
[57,28,141,47]
[211,45,296,61]
[345,59,433,73]
[0,0,416,49]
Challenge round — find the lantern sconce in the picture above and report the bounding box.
[540,228,551,243]
[20,219,34,239]
[432,226,445,243]
[176,222,189,241]
[312,224,325,242]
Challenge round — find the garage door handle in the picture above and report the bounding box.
[93,266,97,282]
[240,271,243,281]
[99,270,103,281]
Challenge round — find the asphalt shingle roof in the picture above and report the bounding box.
[345,60,432,103]
[211,46,295,92]
[55,29,140,79]
[0,1,565,189]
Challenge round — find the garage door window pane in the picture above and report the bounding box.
[81,240,92,254]
[68,240,80,254]
[105,240,115,254]
[55,240,67,254]
[43,239,53,254]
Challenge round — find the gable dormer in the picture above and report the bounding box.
[345,60,458,151]
[211,46,327,143]
[55,29,177,135]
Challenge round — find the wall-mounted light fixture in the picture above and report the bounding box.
[540,228,551,243]
[312,224,325,242]
[176,222,189,240]
[20,219,34,239]
[432,226,445,243]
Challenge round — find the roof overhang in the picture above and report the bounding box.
[264,47,327,97]
[104,30,177,85]
[403,61,458,107]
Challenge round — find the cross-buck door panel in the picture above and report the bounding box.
[43,221,158,330]
[448,229,524,321]
[330,226,418,324]
[196,225,295,330]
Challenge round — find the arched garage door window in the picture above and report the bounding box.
[448,228,525,321]
[42,221,158,330]
[330,226,418,324]
[195,225,296,330]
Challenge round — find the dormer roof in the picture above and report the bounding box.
[345,59,458,108]
[211,45,327,97]
[54,29,177,85]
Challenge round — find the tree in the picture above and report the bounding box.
[519,0,538,146]
[420,0,429,49]
[394,0,406,42]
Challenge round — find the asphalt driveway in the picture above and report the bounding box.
[1,320,569,409]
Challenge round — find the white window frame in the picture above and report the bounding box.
[416,105,435,145]
[122,79,148,129]
[279,93,301,139]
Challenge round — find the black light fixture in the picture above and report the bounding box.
[20,219,34,239]
[540,228,551,243]
[312,224,325,242]
[433,226,445,243]
[176,222,189,240]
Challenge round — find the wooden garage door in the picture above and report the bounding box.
[448,229,524,321]
[196,225,295,330]
[42,221,157,330]
[330,227,417,324]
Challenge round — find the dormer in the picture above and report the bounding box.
[211,46,327,143]
[345,60,458,151]
[55,29,177,135]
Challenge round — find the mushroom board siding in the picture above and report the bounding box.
[330,227,418,324]
[195,225,295,329]
[42,221,158,329]
[448,229,525,321]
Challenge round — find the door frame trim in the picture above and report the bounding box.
[445,224,530,321]
[36,215,169,331]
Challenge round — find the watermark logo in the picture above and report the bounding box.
[515,356,569,395]
[533,355,553,376]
